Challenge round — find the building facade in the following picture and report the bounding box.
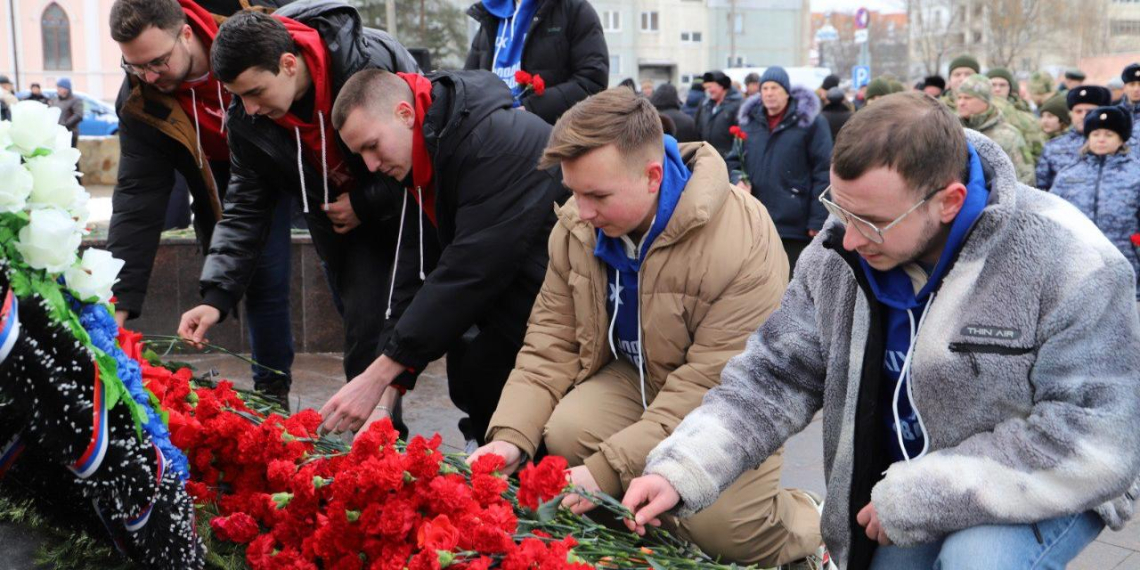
[591,0,810,88]
[2,0,123,102]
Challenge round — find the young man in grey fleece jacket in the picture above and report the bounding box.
[623,91,1140,570]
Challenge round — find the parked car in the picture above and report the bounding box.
[15,88,119,136]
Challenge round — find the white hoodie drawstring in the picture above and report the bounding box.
[416,186,425,280]
[492,1,525,78]
[189,88,204,168]
[294,126,310,213]
[386,192,410,319]
[215,81,227,134]
[606,269,649,411]
[892,291,936,465]
[317,110,329,208]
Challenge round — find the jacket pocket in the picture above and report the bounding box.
[948,342,1035,356]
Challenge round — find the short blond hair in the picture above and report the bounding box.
[539,87,663,170]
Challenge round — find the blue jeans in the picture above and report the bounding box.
[243,195,295,387]
[868,511,1104,570]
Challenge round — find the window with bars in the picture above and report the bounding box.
[42,3,72,71]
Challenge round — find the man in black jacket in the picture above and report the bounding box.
[464,0,608,125]
[109,0,296,403]
[177,4,419,389]
[694,70,743,158]
[318,69,565,445]
[651,83,698,142]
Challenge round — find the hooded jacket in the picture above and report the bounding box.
[107,0,290,318]
[645,130,1140,570]
[1035,128,1084,190]
[963,105,1034,185]
[199,0,418,315]
[464,0,608,125]
[820,98,853,142]
[650,84,699,143]
[52,91,83,133]
[379,70,566,384]
[726,86,833,241]
[1050,149,1140,298]
[693,88,743,157]
[485,142,790,497]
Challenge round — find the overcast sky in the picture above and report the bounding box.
[811,0,906,13]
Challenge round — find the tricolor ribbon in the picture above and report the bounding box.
[0,434,24,479]
[125,443,166,532]
[0,287,20,366]
[69,364,109,479]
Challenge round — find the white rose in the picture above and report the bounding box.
[16,207,82,273]
[48,127,81,167]
[25,155,84,211]
[0,150,32,213]
[69,191,91,233]
[65,248,124,303]
[8,101,62,157]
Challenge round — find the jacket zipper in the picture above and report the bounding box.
[1093,156,1105,223]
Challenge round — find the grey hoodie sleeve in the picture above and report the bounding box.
[873,255,1140,546]
[644,244,828,516]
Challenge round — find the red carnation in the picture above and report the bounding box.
[1131,233,1140,248]
[514,70,533,86]
[516,456,569,510]
[532,75,546,96]
[211,512,261,544]
[417,514,461,551]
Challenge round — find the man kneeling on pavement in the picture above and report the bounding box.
[623,91,1140,570]
[469,87,824,566]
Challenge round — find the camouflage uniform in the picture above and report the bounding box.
[1036,128,1084,190]
[994,97,1046,165]
[964,106,1035,185]
[1120,99,1140,150]
[1051,149,1140,298]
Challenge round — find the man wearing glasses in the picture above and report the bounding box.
[624,92,1140,569]
[107,0,297,406]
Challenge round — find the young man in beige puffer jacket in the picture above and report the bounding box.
[468,87,823,567]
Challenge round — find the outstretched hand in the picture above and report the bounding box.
[620,474,680,536]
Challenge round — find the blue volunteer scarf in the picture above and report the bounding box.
[484,0,540,105]
[593,136,691,367]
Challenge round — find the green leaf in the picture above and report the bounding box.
[536,493,567,523]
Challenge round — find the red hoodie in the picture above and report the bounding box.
[173,0,229,162]
[270,16,355,208]
[397,72,437,227]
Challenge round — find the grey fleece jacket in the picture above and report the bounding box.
[645,130,1140,568]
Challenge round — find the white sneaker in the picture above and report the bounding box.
[782,490,838,570]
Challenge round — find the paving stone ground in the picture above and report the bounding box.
[2,352,1137,567]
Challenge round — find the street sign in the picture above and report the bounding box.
[852,65,870,89]
[815,24,839,43]
[854,28,869,44]
[855,7,870,29]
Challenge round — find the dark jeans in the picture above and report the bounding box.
[446,325,522,446]
[305,209,397,380]
[163,172,192,230]
[242,194,296,387]
[781,237,810,277]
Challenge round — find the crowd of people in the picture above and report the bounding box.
[1,75,84,146]
[6,0,1135,567]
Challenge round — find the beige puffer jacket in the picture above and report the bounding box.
[486,142,790,495]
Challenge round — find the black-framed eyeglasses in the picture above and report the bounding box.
[818,185,943,244]
[120,39,178,77]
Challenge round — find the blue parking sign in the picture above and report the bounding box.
[852,65,870,89]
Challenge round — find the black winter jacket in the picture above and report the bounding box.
[464,0,608,125]
[726,87,833,241]
[694,89,743,157]
[382,70,566,386]
[650,84,699,143]
[107,0,290,318]
[820,100,853,142]
[199,0,418,315]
